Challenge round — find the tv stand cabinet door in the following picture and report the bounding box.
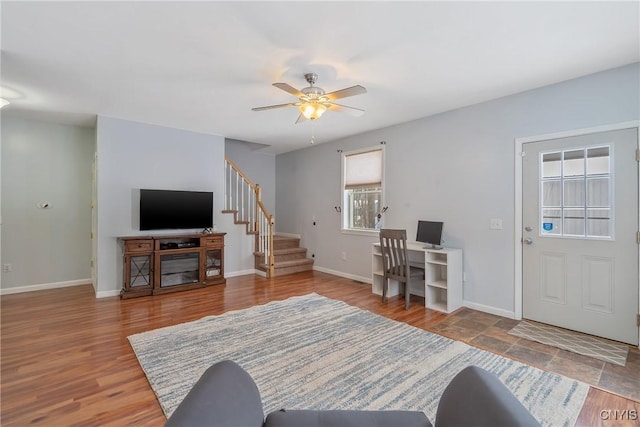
[153,249,204,293]
[120,238,154,299]
[203,234,226,285]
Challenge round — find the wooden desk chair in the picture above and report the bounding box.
[379,229,425,310]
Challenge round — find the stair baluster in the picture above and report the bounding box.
[224,158,275,277]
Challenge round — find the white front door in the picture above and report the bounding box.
[522,128,638,345]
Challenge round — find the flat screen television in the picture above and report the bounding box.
[140,189,213,231]
[416,220,444,249]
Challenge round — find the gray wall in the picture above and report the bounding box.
[275,63,640,316]
[0,115,259,296]
[1,117,94,291]
[95,116,258,296]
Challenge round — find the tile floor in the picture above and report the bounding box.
[509,320,629,366]
[426,307,640,402]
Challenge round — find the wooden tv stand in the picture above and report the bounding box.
[119,232,226,299]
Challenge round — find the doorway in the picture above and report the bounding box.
[515,124,639,345]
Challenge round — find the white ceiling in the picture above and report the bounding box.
[1,1,638,154]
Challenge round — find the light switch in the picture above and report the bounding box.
[490,218,503,230]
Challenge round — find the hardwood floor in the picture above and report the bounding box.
[1,271,638,426]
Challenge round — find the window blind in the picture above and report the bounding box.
[344,149,382,189]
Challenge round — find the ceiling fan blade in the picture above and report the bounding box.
[273,83,304,98]
[295,113,308,124]
[328,103,365,116]
[252,102,298,111]
[325,85,367,101]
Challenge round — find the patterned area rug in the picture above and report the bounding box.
[129,293,589,426]
[509,320,629,367]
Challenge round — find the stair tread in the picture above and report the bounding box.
[254,247,307,256]
[259,258,314,268]
[275,247,307,254]
[273,235,299,241]
[272,236,302,250]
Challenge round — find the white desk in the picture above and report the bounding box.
[372,242,463,313]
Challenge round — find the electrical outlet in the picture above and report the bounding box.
[3,264,11,273]
[341,251,347,261]
[489,218,503,230]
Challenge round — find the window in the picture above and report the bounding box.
[540,145,612,239]
[342,147,383,232]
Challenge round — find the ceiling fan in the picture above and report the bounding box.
[252,73,367,123]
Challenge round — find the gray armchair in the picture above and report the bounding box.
[164,360,540,427]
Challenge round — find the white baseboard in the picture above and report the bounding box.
[463,300,516,319]
[225,269,260,278]
[0,278,91,295]
[224,266,372,283]
[95,270,263,298]
[310,267,515,320]
[252,269,267,278]
[96,289,121,298]
[312,266,372,284]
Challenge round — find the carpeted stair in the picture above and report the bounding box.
[256,235,314,277]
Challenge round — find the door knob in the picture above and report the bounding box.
[523,238,533,245]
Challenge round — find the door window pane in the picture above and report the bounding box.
[587,147,610,175]
[563,208,585,236]
[563,178,585,206]
[542,152,561,178]
[542,180,561,207]
[541,209,562,235]
[587,177,609,206]
[587,208,611,237]
[563,150,585,177]
[539,145,612,239]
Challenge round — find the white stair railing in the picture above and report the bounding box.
[224,158,275,277]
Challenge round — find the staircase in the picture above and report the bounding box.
[256,236,314,277]
[224,158,314,278]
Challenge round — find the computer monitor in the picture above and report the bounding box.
[416,220,443,249]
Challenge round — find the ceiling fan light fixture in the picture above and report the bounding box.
[253,73,366,124]
[299,102,327,120]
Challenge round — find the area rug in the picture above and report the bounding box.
[129,293,589,426]
[509,320,629,367]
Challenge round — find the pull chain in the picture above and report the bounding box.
[311,121,315,144]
